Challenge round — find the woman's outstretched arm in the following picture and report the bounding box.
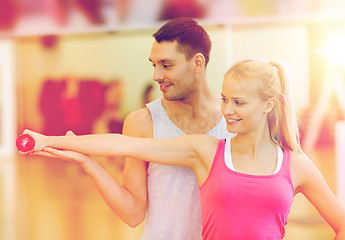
[22,129,217,169]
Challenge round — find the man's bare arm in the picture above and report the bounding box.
[36,108,152,227]
[120,108,152,227]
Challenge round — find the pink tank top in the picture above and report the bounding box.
[200,139,294,240]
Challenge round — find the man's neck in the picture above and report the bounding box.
[161,91,223,134]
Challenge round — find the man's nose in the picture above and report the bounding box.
[153,68,164,82]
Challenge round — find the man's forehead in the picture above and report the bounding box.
[149,41,184,62]
[151,40,178,52]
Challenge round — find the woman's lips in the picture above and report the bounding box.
[226,118,242,124]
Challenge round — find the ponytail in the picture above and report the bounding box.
[269,61,300,151]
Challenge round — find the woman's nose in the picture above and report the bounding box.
[223,103,235,115]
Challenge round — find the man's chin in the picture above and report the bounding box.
[162,93,178,101]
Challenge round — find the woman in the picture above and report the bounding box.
[23,59,345,239]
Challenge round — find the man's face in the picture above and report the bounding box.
[149,41,196,101]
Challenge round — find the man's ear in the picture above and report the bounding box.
[264,98,276,113]
[193,53,205,72]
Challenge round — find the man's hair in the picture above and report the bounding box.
[153,17,211,66]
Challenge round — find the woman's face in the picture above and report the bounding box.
[221,76,272,135]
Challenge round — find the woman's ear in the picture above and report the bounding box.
[264,98,276,113]
[194,53,205,72]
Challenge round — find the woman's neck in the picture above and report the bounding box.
[232,127,275,159]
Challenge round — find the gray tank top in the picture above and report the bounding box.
[140,98,233,240]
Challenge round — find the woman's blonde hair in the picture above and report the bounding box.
[225,59,300,151]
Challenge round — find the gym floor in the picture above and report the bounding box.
[0,146,337,240]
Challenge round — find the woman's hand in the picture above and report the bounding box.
[42,147,93,166]
[23,130,94,167]
[22,129,49,152]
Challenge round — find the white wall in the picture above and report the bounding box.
[0,40,16,157]
[232,23,310,110]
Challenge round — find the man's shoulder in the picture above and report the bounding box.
[123,107,153,137]
[126,107,152,121]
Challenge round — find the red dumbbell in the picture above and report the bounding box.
[16,134,35,152]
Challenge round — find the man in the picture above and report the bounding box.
[46,18,233,239]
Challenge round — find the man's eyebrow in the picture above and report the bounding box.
[149,58,172,64]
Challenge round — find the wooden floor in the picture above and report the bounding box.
[0,147,339,240]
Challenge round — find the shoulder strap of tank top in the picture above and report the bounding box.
[146,97,163,118]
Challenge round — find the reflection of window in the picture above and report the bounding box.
[0,0,18,30]
[0,0,334,37]
[158,0,206,20]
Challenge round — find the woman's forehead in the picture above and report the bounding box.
[222,76,260,98]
